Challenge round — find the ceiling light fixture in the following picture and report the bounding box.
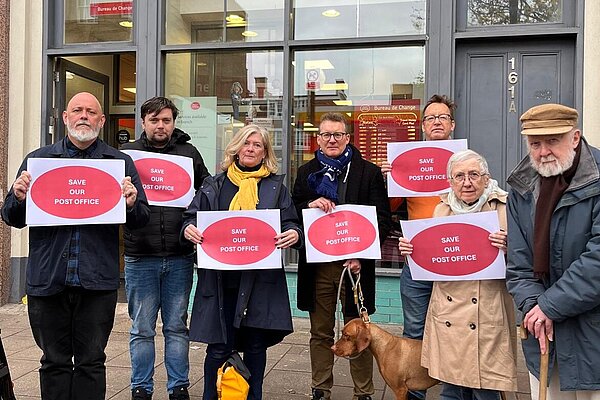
[123,87,137,94]
[322,9,340,18]
[226,14,244,22]
[333,100,353,106]
[242,30,258,37]
[119,20,133,28]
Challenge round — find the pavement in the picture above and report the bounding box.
[0,301,533,400]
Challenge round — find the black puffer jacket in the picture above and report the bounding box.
[122,128,209,256]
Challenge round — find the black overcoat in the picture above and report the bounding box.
[292,145,391,315]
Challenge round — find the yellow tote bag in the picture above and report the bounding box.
[216,352,251,400]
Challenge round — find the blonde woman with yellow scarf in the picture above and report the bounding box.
[182,125,303,400]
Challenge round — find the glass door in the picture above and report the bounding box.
[53,58,110,143]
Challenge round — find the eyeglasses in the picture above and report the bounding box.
[451,171,487,183]
[423,114,452,124]
[318,132,347,141]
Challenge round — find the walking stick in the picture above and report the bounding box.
[519,325,549,400]
[539,335,550,400]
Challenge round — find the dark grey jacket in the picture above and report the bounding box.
[1,138,150,295]
[182,172,303,348]
[506,137,600,390]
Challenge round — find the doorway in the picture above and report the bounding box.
[454,38,575,187]
[52,53,136,148]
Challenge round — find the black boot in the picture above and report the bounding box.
[312,388,325,400]
[169,386,190,400]
[131,387,152,400]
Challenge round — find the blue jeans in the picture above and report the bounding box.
[125,254,194,393]
[28,288,117,400]
[400,263,433,400]
[441,383,502,400]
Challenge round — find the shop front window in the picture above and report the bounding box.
[293,0,426,40]
[165,50,284,174]
[291,46,425,268]
[467,0,562,26]
[166,0,284,45]
[64,0,134,44]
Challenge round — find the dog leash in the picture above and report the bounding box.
[335,266,370,360]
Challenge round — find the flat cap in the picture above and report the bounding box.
[520,103,578,135]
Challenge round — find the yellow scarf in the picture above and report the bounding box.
[227,162,271,210]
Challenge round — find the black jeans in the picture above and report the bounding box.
[28,287,118,400]
[203,288,268,400]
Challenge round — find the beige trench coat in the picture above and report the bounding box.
[420,192,518,392]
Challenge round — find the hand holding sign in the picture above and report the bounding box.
[275,229,299,249]
[184,224,203,244]
[12,171,32,202]
[121,176,138,208]
[309,196,336,213]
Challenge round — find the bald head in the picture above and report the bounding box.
[63,92,105,149]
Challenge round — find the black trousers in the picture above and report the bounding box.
[203,288,269,400]
[28,287,118,400]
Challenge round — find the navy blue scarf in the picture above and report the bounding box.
[307,146,353,202]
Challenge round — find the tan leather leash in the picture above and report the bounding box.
[335,266,370,360]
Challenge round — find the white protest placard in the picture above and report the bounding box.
[400,211,505,281]
[387,139,468,197]
[26,158,125,226]
[302,204,381,263]
[196,209,281,270]
[122,150,194,207]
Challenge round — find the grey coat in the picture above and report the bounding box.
[182,172,303,348]
[506,138,600,390]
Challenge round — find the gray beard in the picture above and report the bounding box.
[67,126,99,144]
[529,148,576,177]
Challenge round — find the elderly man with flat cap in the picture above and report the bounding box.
[506,103,600,399]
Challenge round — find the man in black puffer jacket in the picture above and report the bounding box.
[121,97,209,400]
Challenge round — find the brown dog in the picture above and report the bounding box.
[331,318,438,400]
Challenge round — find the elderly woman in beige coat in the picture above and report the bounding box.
[399,149,517,400]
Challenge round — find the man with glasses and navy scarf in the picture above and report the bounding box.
[292,112,391,400]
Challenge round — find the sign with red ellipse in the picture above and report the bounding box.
[26,158,126,226]
[195,210,282,270]
[387,139,467,197]
[400,211,505,281]
[302,205,381,263]
[122,150,194,207]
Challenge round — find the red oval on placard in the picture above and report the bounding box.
[391,147,453,192]
[202,217,276,265]
[30,166,121,219]
[308,210,376,256]
[410,223,498,276]
[134,158,192,202]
